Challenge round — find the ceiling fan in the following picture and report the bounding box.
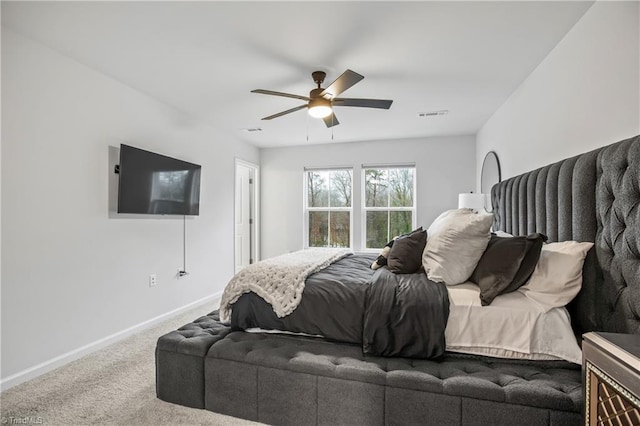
[251,69,393,128]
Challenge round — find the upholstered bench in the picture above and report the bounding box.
[203,331,583,425]
[155,311,230,408]
[157,313,583,425]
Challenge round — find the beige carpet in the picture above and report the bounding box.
[0,301,263,425]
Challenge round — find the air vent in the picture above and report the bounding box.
[418,110,449,117]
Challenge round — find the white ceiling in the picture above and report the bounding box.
[2,1,594,148]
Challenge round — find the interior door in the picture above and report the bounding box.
[235,164,253,272]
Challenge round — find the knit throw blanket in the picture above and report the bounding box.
[219,248,351,323]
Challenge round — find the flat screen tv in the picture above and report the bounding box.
[117,144,201,215]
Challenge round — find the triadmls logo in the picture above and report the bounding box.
[1,417,44,425]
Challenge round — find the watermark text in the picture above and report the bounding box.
[1,416,44,425]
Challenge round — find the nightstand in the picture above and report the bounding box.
[583,332,640,426]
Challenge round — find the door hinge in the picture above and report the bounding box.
[249,178,253,184]
[249,218,253,225]
[250,258,254,264]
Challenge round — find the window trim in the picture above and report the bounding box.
[303,168,354,249]
[361,166,417,251]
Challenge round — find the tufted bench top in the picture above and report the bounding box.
[207,330,583,413]
[157,311,231,357]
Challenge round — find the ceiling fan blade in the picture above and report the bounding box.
[320,69,364,98]
[332,98,393,109]
[322,112,340,128]
[251,89,310,102]
[261,104,307,120]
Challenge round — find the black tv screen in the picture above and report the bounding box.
[117,144,201,215]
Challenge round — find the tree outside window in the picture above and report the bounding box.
[364,167,415,249]
[306,169,352,248]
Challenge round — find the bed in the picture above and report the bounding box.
[156,134,639,425]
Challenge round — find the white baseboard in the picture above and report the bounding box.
[0,292,222,392]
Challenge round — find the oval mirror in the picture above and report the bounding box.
[481,151,501,195]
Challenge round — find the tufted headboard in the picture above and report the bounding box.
[491,135,640,338]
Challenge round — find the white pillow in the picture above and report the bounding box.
[423,208,494,285]
[518,241,594,312]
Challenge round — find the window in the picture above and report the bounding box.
[305,169,352,248]
[363,166,416,249]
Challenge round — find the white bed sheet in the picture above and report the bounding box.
[445,282,582,364]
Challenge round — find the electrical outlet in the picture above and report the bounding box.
[149,274,157,287]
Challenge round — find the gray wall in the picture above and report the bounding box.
[260,136,476,258]
[1,28,258,386]
[476,1,640,183]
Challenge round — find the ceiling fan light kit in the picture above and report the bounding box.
[251,69,393,127]
[308,98,332,118]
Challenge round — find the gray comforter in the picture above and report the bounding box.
[230,253,450,358]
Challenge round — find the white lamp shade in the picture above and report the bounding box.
[458,193,486,211]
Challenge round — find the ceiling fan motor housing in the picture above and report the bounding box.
[310,88,327,99]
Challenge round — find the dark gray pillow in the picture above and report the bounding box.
[470,232,547,305]
[387,228,427,274]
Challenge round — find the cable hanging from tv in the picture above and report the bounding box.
[178,215,189,278]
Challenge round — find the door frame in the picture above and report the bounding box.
[234,158,260,273]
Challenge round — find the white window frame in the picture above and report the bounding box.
[361,165,417,251]
[303,167,354,249]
